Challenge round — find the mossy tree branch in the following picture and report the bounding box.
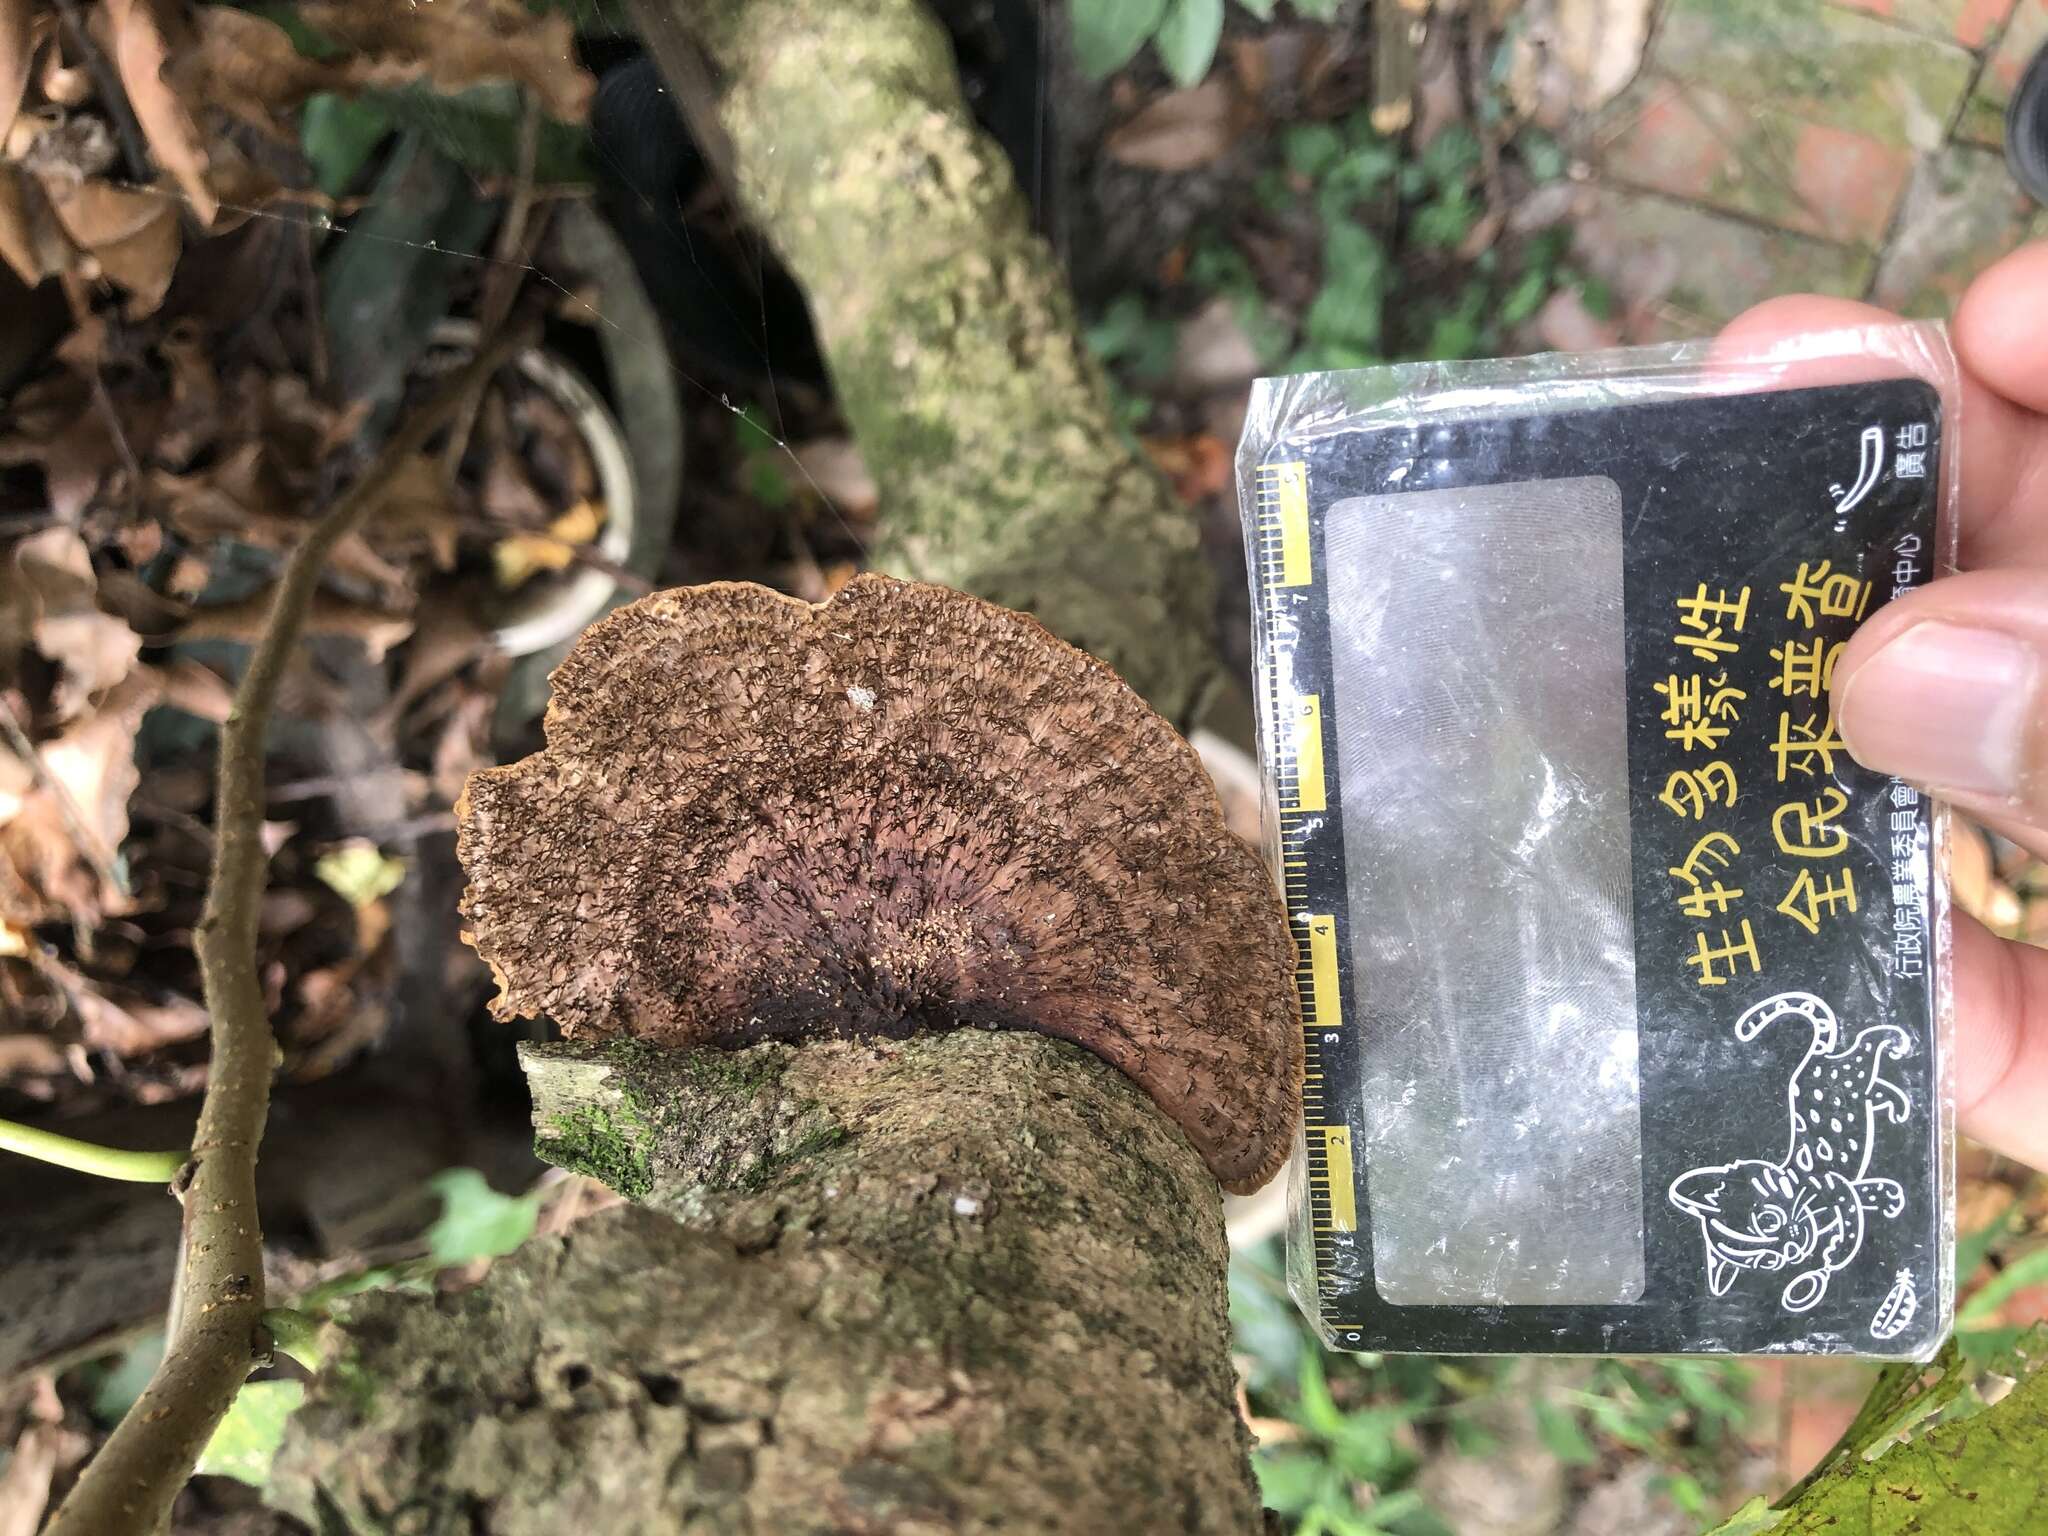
[271,1032,1265,1534]
[46,332,528,1536]
[628,0,1222,725]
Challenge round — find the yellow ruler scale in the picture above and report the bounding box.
[1291,696,1327,813]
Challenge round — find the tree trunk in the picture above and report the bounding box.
[269,1031,1264,1534]
[628,0,1221,727]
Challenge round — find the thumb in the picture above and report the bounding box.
[1833,568,2048,848]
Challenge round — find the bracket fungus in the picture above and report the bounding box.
[457,575,1302,1191]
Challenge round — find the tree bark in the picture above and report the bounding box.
[627,0,1221,726]
[269,1031,1264,1534]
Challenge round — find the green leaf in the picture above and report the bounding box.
[197,1380,305,1488]
[1235,0,1277,16]
[1285,122,1347,181]
[1418,124,1481,188]
[1254,1447,1333,1513]
[1155,0,1225,87]
[1069,0,1168,78]
[1498,266,1552,327]
[1959,1244,2048,1329]
[1959,1323,2029,1363]
[1516,129,1568,184]
[362,82,594,185]
[1228,1248,1304,1393]
[314,841,406,909]
[1292,0,1342,18]
[1326,140,1399,197]
[1411,188,1477,251]
[264,1308,329,1372]
[1710,1496,1786,1535]
[1084,293,1177,381]
[1957,1197,2020,1287]
[1533,1399,1597,1465]
[422,1168,541,1268]
[1661,1471,1710,1517]
[1575,273,1617,320]
[89,1332,165,1426]
[301,93,393,199]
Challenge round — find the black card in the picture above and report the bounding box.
[1250,378,1947,1357]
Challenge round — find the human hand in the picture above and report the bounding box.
[1721,242,2048,1170]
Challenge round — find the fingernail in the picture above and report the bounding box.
[1836,622,2038,796]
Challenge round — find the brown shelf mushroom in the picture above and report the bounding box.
[457,575,1302,1191]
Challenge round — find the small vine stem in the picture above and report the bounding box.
[0,1117,188,1183]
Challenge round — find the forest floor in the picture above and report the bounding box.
[0,2,2044,1533]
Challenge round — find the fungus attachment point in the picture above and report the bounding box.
[458,576,1302,1191]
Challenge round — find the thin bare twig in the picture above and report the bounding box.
[442,90,544,477]
[88,368,147,511]
[43,328,528,1536]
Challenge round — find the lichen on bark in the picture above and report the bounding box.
[269,1031,1265,1534]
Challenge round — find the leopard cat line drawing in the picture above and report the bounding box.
[1669,991,1912,1313]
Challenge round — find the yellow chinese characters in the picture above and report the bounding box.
[1656,671,1746,751]
[1658,761,1737,819]
[1768,788,1859,934]
[1769,637,1844,699]
[1780,561,1873,628]
[1772,788,1849,858]
[1776,869,1858,934]
[1674,583,1751,662]
[1687,920,1762,987]
[1770,712,1846,782]
[1668,831,1743,918]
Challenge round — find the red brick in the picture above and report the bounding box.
[1955,0,2018,48]
[1791,121,1913,244]
[1603,80,1735,203]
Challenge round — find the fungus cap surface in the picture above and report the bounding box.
[458,575,1302,1191]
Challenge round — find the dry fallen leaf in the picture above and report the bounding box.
[0,1031,65,1079]
[42,176,180,314]
[103,0,217,223]
[40,949,209,1057]
[429,683,494,806]
[0,666,159,926]
[180,4,352,137]
[480,451,553,531]
[1104,78,1242,173]
[158,655,232,722]
[0,1373,89,1536]
[0,161,70,285]
[152,443,412,598]
[0,0,32,151]
[373,452,463,570]
[14,526,142,722]
[493,498,604,590]
[1143,433,1231,505]
[181,587,415,663]
[297,0,595,123]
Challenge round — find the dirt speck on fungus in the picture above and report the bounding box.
[457,574,1301,1191]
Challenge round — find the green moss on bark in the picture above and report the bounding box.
[536,1104,654,1202]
